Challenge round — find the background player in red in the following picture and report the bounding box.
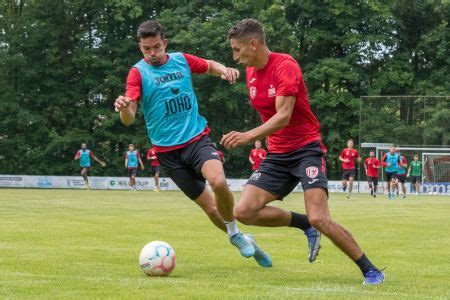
[249,140,267,171]
[146,146,161,192]
[339,139,361,198]
[364,150,381,198]
[222,18,384,284]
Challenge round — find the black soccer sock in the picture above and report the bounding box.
[355,253,377,275]
[343,185,347,192]
[289,211,311,231]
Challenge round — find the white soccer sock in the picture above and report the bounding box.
[224,219,239,237]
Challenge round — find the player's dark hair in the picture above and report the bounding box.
[348,138,354,142]
[370,149,375,152]
[227,18,265,43]
[137,20,165,40]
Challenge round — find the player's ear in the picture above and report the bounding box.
[250,38,257,51]
[163,39,168,49]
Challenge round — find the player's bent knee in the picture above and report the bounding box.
[233,205,255,225]
[208,176,228,192]
[308,215,332,232]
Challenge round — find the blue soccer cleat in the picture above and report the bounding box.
[304,227,321,263]
[247,234,272,268]
[230,232,255,258]
[363,268,385,285]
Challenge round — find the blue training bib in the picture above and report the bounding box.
[79,149,91,167]
[134,52,207,146]
[127,151,138,168]
[385,153,399,173]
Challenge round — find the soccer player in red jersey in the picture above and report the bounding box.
[146,146,161,191]
[249,140,267,171]
[222,19,384,284]
[339,139,361,198]
[114,20,269,267]
[364,150,381,198]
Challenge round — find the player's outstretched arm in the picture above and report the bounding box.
[221,95,295,149]
[206,60,239,84]
[93,155,106,167]
[114,96,137,126]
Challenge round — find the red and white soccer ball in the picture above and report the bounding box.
[139,241,176,276]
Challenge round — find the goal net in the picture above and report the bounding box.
[359,95,449,195]
[422,153,450,195]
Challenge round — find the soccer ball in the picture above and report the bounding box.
[139,241,176,276]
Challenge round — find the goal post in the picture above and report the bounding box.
[370,146,450,195]
[359,95,449,195]
[422,153,450,195]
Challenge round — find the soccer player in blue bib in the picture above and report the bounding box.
[74,143,106,189]
[381,146,401,200]
[114,20,270,267]
[125,144,144,191]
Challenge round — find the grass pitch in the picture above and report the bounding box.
[0,189,449,299]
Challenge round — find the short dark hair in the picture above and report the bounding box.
[348,138,354,142]
[227,18,265,43]
[370,149,375,152]
[137,20,165,40]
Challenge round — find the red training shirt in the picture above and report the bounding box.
[246,52,324,154]
[364,157,380,177]
[249,148,267,171]
[125,53,210,153]
[340,148,360,170]
[146,148,160,167]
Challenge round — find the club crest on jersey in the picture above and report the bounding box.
[268,85,276,97]
[305,166,319,179]
[250,86,257,99]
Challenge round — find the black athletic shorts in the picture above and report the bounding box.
[247,141,328,200]
[156,135,222,200]
[342,169,355,180]
[397,174,406,183]
[386,171,397,181]
[367,176,378,185]
[411,175,420,184]
[149,166,160,175]
[128,168,137,177]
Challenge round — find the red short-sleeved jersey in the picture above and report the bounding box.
[125,53,210,153]
[364,157,380,177]
[246,52,324,154]
[340,148,360,170]
[249,148,267,171]
[146,148,160,167]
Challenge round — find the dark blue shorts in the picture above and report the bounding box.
[156,135,222,200]
[247,142,328,200]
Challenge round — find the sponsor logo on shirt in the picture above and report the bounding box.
[250,86,257,99]
[268,84,276,97]
[155,72,184,86]
[250,78,256,84]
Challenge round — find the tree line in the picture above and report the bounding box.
[0,0,448,179]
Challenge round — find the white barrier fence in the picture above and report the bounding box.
[1,175,449,195]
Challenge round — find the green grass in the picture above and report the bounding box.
[0,189,449,299]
